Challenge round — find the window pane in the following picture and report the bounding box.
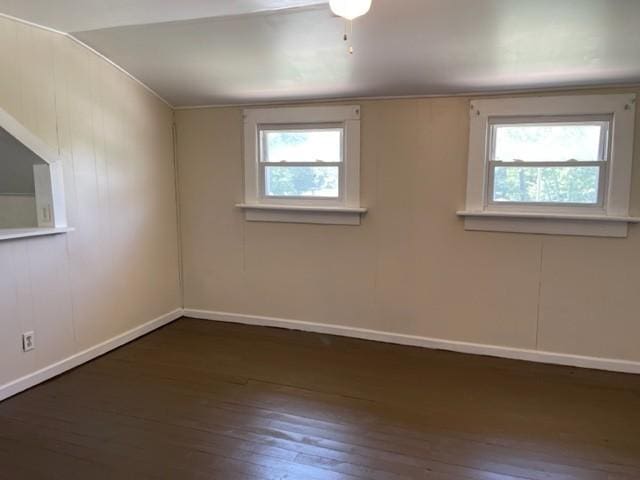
[493,166,600,204]
[493,123,605,162]
[261,129,342,163]
[265,166,339,197]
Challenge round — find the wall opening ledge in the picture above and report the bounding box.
[0,227,74,241]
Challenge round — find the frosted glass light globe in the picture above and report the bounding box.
[329,0,372,20]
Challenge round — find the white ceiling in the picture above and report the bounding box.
[2,0,639,107]
[0,0,328,32]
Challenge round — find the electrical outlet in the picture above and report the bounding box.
[22,331,35,352]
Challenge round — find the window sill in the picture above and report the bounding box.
[456,211,640,237]
[0,227,74,241]
[236,203,367,225]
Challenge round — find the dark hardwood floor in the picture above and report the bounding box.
[1,318,639,479]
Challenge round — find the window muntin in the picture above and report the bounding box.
[487,116,611,207]
[259,125,343,199]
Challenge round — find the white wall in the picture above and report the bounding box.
[0,195,36,227]
[0,16,181,389]
[0,126,46,195]
[176,88,640,370]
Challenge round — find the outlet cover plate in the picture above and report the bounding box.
[22,331,35,352]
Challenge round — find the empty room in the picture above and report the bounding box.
[1,0,639,478]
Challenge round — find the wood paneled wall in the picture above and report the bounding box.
[176,88,640,366]
[0,16,181,387]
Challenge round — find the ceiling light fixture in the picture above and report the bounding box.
[329,0,372,54]
[329,0,372,21]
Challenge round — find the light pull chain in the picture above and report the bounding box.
[343,19,354,54]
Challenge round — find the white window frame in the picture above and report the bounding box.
[258,123,344,204]
[486,115,611,212]
[458,94,639,237]
[238,105,366,225]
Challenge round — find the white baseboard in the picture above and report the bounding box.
[184,308,640,375]
[0,308,184,402]
[3,306,637,403]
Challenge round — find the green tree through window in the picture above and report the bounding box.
[492,122,604,204]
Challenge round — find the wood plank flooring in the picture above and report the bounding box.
[1,317,639,479]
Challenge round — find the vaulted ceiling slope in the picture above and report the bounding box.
[1,0,639,107]
[0,0,328,32]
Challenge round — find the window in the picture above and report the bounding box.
[488,117,610,206]
[459,94,638,237]
[260,126,342,198]
[240,106,365,225]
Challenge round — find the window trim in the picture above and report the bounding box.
[240,105,365,224]
[458,94,638,237]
